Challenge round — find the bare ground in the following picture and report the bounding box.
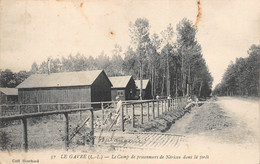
[166,97,259,164]
[167,97,259,144]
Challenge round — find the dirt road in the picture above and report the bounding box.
[217,97,259,138]
[166,97,259,164]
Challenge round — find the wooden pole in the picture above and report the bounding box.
[173,99,174,110]
[64,113,69,150]
[147,102,150,121]
[132,104,135,127]
[176,98,179,110]
[140,103,143,124]
[37,105,40,113]
[177,98,179,109]
[170,99,171,110]
[157,101,159,117]
[172,99,174,110]
[89,109,94,145]
[58,104,62,119]
[170,99,172,110]
[126,105,128,114]
[121,105,124,132]
[22,118,28,152]
[162,100,164,113]
[17,105,22,114]
[79,102,82,120]
[165,99,167,112]
[101,102,104,124]
[173,99,175,110]
[152,101,155,119]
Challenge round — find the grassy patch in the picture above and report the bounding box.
[185,101,234,134]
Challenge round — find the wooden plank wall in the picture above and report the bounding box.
[18,86,91,104]
[91,72,111,102]
[125,77,137,100]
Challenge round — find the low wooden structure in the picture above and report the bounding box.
[135,79,152,99]
[0,88,18,104]
[109,76,136,101]
[16,70,112,107]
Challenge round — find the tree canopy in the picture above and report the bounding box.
[213,44,260,97]
[1,17,213,98]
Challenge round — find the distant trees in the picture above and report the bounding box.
[28,17,212,98]
[0,69,31,88]
[213,44,260,97]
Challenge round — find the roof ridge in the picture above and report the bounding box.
[16,70,105,89]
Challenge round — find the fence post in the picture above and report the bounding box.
[101,102,104,124]
[168,99,169,111]
[64,113,69,150]
[22,118,28,152]
[152,101,155,119]
[175,98,177,110]
[174,98,176,110]
[37,105,40,112]
[58,104,62,119]
[132,104,135,127]
[18,105,21,114]
[171,99,172,110]
[165,99,167,112]
[126,104,128,114]
[168,99,172,110]
[171,99,173,110]
[79,102,82,120]
[89,108,94,145]
[121,105,124,132]
[140,103,143,124]
[176,98,179,110]
[147,102,150,121]
[157,101,159,117]
[173,98,175,110]
[161,100,164,113]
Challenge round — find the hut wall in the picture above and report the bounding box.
[144,82,152,99]
[0,92,7,104]
[18,86,91,104]
[125,78,137,100]
[136,82,152,99]
[111,89,125,101]
[7,95,18,104]
[91,72,111,102]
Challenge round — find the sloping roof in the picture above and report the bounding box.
[16,70,106,89]
[109,76,132,88]
[0,88,18,95]
[135,79,150,90]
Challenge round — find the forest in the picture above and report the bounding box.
[0,18,213,98]
[213,44,260,97]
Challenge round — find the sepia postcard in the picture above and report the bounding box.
[0,0,259,163]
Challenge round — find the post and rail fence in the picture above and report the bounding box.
[118,97,187,132]
[0,97,191,151]
[0,107,94,152]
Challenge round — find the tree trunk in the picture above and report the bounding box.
[166,52,170,96]
[181,47,186,97]
[140,62,143,100]
[199,81,203,97]
[161,74,165,96]
[186,63,191,97]
[151,65,154,99]
[175,65,178,97]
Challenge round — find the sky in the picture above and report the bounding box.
[0,0,259,88]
